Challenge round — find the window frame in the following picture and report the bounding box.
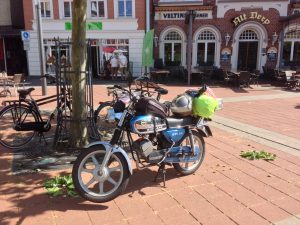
[39,0,53,19]
[88,0,107,18]
[284,29,300,62]
[114,0,135,18]
[196,30,216,65]
[62,0,73,18]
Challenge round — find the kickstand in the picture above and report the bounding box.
[38,133,48,146]
[154,163,166,187]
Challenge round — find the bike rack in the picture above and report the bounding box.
[52,38,100,148]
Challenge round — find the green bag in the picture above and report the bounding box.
[192,95,218,118]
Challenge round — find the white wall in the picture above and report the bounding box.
[27,20,145,77]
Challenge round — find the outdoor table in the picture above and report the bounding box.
[191,69,205,83]
[0,77,13,97]
[150,69,170,83]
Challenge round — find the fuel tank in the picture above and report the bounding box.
[130,115,167,135]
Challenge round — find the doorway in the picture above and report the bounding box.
[238,42,258,71]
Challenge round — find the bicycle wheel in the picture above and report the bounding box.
[0,105,38,149]
[94,102,116,140]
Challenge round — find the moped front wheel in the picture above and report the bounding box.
[173,130,205,175]
[72,146,130,203]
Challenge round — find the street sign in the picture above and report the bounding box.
[23,40,30,51]
[21,31,30,41]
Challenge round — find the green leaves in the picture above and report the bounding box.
[240,150,276,161]
[44,175,78,198]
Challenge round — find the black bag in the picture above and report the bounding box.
[135,97,168,118]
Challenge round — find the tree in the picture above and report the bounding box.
[70,0,88,147]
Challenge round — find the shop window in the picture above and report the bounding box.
[163,30,182,65]
[40,0,52,18]
[197,30,216,66]
[118,0,132,17]
[63,0,73,18]
[90,0,105,17]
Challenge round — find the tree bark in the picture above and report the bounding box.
[70,0,88,147]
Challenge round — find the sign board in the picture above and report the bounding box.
[21,31,30,41]
[232,12,270,27]
[23,40,30,51]
[65,22,103,31]
[155,11,212,20]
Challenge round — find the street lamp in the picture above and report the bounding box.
[272,32,278,45]
[225,33,231,46]
[35,0,48,96]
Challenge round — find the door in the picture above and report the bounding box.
[238,42,258,71]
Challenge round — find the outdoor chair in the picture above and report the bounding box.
[273,69,286,84]
[224,70,238,87]
[7,74,26,96]
[250,70,260,86]
[237,71,251,88]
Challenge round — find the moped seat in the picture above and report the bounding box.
[166,116,196,128]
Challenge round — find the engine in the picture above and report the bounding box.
[132,138,164,164]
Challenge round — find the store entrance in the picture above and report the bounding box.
[238,41,258,71]
[90,46,102,78]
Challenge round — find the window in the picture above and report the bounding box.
[118,0,132,17]
[239,30,258,41]
[63,0,73,18]
[197,30,216,66]
[40,0,51,18]
[90,0,105,17]
[283,27,300,65]
[163,30,182,65]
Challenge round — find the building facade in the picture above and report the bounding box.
[0,0,27,75]
[23,0,146,77]
[153,0,300,73]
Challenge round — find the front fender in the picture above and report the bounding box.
[197,125,212,137]
[85,141,133,175]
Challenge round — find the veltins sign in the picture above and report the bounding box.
[155,11,212,20]
[232,12,270,26]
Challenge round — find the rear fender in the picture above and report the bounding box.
[85,141,133,174]
[197,125,212,137]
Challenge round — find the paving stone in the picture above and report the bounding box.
[250,201,292,223]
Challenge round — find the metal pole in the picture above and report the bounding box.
[278,27,285,69]
[187,11,194,86]
[36,1,47,96]
[145,0,150,76]
[3,38,7,72]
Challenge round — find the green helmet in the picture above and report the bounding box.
[192,95,218,118]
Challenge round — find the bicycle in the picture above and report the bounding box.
[94,76,168,138]
[0,86,71,150]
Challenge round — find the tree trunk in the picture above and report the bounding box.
[70,0,88,147]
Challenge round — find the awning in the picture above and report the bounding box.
[0,27,22,37]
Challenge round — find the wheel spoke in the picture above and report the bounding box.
[85,177,95,187]
[91,156,100,166]
[81,168,93,174]
[107,176,117,186]
[99,182,104,194]
[109,166,121,172]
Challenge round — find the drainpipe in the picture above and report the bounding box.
[35,0,47,96]
[278,26,285,69]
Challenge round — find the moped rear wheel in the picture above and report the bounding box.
[94,101,116,139]
[173,130,205,175]
[72,145,130,203]
[0,105,38,150]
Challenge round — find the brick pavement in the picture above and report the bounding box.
[0,82,300,225]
